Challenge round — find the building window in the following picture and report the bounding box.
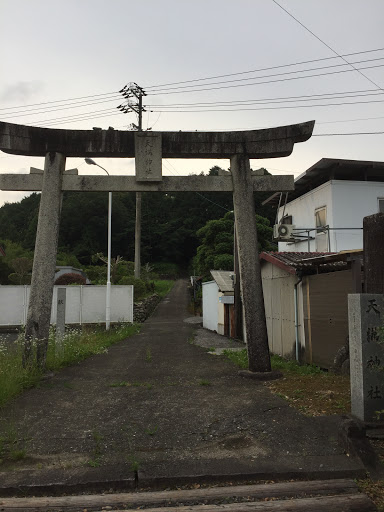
[315,207,327,233]
[378,198,384,213]
[281,215,293,225]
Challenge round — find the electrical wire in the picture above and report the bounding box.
[270,0,383,91]
[143,47,384,89]
[147,64,384,96]
[148,97,384,113]
[163,160,232,212]
[145,57,384,94]
[146,89,383,108]
[2,46,384,114]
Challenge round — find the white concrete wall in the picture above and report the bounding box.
[278,180,384,252]
[331,180,384,251]
[278,181,333,252]
[202,281,219,332]
[0,285,133,326]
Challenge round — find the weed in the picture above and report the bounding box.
[87,430,103,467]
[207,347,216,353]
[0,423,28,464]
[199,379,212,386]
[0,324,141,408]
[110,381,131,387]
[127,454,140,473]
[132,381,153,389]
[10,449,26,461]
[223,349,248,369]
[222,349,323,376]
[145,348,152,363]
[145,425,158,436]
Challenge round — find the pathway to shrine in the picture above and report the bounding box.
[0,280,363,491]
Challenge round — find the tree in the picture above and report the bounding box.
[8,257,33,285]
[194,211,275,278]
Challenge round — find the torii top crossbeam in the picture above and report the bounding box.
[0,120,314,158]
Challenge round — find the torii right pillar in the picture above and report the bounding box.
[231,154,271,373]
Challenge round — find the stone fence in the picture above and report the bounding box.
[133,294,162,323]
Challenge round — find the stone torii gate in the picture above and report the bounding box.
[0,120,314,373]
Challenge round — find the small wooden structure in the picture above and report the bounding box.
[202,270,235,337]
[260,250,363,368]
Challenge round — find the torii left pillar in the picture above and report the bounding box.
[23,152,65,369]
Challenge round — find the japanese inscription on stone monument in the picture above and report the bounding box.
[348,294,384,422]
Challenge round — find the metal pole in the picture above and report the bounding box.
[106,191,112,329]
[84,158,111,330]
[134,93,144,279]
[134,192,142,279]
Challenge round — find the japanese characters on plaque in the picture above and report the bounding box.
[134,132,162,182]
[348,294,384,422]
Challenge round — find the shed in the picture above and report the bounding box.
[202,270,235,336]
[260,250,362,368]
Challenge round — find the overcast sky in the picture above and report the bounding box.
[1,0,384,206]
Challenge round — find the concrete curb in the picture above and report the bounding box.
[0,457,366,496]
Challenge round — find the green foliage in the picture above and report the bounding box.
[223,349,323,375]
[0,324,140,408]
[222,349,249,369]
[153,280,174,298]
[194,210,275,278]
[0,166,276,269]
[56,251,81,268]
[54,273,86,285]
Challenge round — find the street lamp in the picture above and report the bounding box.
[84,158,112,330]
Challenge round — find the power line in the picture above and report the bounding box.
[146,89,383,108]
[163,160,231,212]
[1,98,122,119]
[149,97,384,113]
[145,57,384,94]
[0,91,119,112]
[313,131,384,136]
[144,47,384,89]
[147,91,384,111]
[2,46,383,113]
[147,64,384,96]
[271,0,383,91]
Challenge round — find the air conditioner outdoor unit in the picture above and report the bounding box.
[273,224,295,240]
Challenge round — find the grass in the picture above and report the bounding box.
[223,349,350,416]
[145,347,152,363]
[0,323,140,408]
[87,430,104,467]
[0,423,28,464]
[154,280,175,298]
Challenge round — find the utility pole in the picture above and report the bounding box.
[118,83,146,279]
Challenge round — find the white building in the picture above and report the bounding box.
[265,158,384,252]
[202,270,234,336]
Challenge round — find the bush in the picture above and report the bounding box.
[152,262,180,279]
[118,276,155,300]
[54,273,86,285]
